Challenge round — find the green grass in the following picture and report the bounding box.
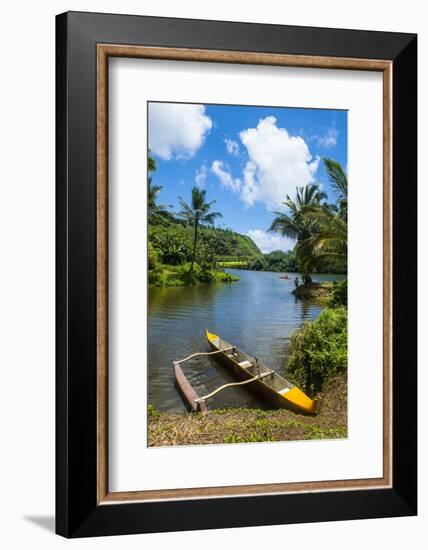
[147,373,347,447]
[223,432,274,444]
[304,425,348,440]
[148,263,239,287]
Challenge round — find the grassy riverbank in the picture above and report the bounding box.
[149,262,239,287]
[148,373,347,447]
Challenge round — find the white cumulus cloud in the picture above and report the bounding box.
[225,138,240,156]
[149,103,212,160]
[247,229,295,254]
[239,116,319,208]
[211,160,241,192]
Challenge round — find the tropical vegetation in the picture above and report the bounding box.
[287,306,347,396]
[274,160,348,396]
[148,151,347,286]
[148,152,261,286]
[177,187,222,271]
[150,223,261,266]
[269,158,348,282]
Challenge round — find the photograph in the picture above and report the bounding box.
[147,101,348,447]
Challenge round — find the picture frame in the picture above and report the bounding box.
[56,11,417,538]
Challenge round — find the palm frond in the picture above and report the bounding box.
[323,158,348,205]
[148,150,157,172]
[202,211,223,225]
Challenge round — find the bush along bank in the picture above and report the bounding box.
[148,261,239,287]
[287,280,348,396]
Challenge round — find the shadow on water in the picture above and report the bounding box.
[148,270,344,412]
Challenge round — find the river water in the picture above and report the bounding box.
[148,269,344,412]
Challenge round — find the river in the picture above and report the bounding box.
[148,269,345,412]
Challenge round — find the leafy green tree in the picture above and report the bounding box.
[178,187,222,272]
[157,236,190,265]
[269,183,327,283]
[148,241,159,270]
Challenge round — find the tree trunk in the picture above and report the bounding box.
[303,272,312,285]
[190,220,199,272]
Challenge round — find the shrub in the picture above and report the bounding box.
[148,241,159,270]
[216,271,239,283]
[287,307,347,395]
[329,279,347,307]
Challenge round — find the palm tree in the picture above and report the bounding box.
[297,158,348,267]
[296,204,347,271]
[147,151,170,221]
[148,150,157,173]
[148,181,167,220]
[269,183,327,283]
[323,158,347,218]
[178,187,222,271]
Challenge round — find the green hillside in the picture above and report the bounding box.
[149,219,262,265]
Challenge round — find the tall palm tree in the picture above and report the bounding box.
[297,158,348,267]
[269,183,327,283]
[147,151,170,221]
[178,187,222,271]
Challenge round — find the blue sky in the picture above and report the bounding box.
[148,102,347,253]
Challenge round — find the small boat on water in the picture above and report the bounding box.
[279,275,290,279]
[206,329,319,415]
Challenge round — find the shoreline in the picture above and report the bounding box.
[148,373,347,447]
[149,264,239,287]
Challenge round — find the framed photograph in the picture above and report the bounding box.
[56,11,417,538]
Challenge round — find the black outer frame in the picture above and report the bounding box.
[56,11,417,538]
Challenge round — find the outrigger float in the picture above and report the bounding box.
[173,329,319,415]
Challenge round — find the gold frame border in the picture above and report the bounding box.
[96,45,393,504]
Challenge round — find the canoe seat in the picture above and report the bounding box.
[238,360,252,368]
[279,387,290,395]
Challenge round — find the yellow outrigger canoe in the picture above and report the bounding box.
[206,329,319,415]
